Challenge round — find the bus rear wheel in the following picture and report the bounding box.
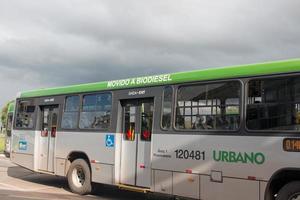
[276,181,300,200]
[67,159,92,195]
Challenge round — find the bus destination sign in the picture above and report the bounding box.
[283,138,300,152]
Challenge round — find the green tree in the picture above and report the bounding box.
[1,102,10,128]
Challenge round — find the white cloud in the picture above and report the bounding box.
[0,0,299,107]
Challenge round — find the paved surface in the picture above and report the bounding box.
[0,155,169,200]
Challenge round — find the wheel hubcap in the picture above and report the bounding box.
[72,166,85,187]
[289,193,300,200]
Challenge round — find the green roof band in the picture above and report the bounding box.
[20,59,300,98]
[7,101,15,113]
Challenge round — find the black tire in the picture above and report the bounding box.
[67,159,92,195]
[276,181,300,200]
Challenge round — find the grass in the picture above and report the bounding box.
[0,134,5,153]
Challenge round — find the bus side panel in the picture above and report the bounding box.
[91,163,114,184]
[200,176,259,200]
[55,131,116,183]
[260,181,267,200]
[152,134,294,199]
[11,130,36,170]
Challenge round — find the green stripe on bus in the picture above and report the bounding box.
[20,59,300,98]
[7,101,15,113]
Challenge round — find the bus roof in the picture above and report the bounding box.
[7,101,15,113]
[20,59,300,98]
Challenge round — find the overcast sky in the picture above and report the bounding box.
[0,0,299,108]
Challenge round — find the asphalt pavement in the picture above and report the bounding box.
[0,155,168,200]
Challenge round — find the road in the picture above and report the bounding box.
[0,155,169,200]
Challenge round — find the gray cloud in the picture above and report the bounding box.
[0,0,300,108]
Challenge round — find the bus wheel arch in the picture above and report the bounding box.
[67,151,91,171]
[66,151,92,195]
[265,168,300,200]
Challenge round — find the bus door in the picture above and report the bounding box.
[120,99,154,188]
[38,105,59,172]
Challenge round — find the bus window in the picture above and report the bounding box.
[124,106,136,141]
[176,81,241,130]
[247,76,300,131]
[15,101,35,129]
[61,96,79,129]
[79,93,111,130]
[141,102,154,141]
[161,86,173,130]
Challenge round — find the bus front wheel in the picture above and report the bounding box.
[276,181,300,200]
[67,159,92,195]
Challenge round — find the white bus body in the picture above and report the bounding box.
[10,60,300,200]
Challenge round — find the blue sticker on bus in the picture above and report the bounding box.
[105,135,115,147]
[19,141,27,151]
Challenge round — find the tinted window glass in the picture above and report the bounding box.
[247,76,300,130]
[65,96,80,112]
[176,81,240,130]
[124,106,136,141]
[141,102,153,141]
[15,101,35,129]
[61,96,79,129]
[61,113,78,129]
[162,86,172,130]
[79,93,111,129]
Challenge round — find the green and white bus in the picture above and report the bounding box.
[4,101,15,157]
[11,59,300,200]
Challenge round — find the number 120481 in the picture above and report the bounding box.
[174,149,205,160]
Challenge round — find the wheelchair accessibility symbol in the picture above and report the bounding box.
[105,134,115,147]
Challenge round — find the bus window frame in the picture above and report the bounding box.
[173,79,243,133]
[160,85,174,131]
[78,91,113,131]
[245,72,300,134]
[13,98,37,130]
[60,95,81,130]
